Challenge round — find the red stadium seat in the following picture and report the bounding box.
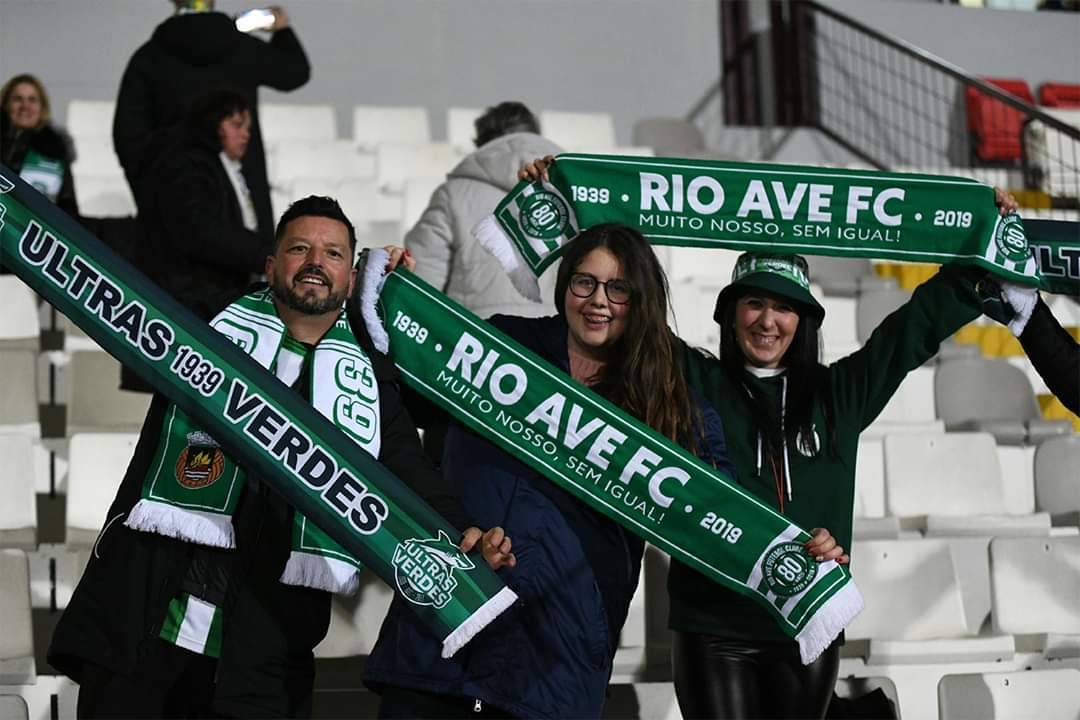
[965,78,1035,162]
[1039,82,1080,108]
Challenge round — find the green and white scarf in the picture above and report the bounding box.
[358,259,862,664]
[474,154,1079,297]
[19,149,65,204]
[126,290,374,595]
[0,166,516,658]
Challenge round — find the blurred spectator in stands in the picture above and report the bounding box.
[113,0,309,242]
[982,280,1079,415]
[121,90,268,392]
[405,101,562,318]
[1,73,78,218]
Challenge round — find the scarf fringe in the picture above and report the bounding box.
[472,215,542,302]
[795,579,864,664]
[124,499,235,548]
[359,247,391,354]
[441,585,519,658]
[279,551,362,595]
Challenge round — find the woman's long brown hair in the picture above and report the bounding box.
[555,224,698,451]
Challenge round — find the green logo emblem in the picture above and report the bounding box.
[762,542,817,597]
[993,214,1030,264]
[520,190,570,240]
[392,530,475,609]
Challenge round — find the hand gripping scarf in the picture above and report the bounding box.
[0,166,514,657]
[472,154,1079,298]
[355,260,863,665]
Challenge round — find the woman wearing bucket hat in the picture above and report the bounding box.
[668,190,1018,719]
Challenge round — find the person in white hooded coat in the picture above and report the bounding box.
[405,102,561,318]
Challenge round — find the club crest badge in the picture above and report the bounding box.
[392,530,475,609]
[174,431,225,489]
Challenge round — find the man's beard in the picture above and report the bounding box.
[269,269,348,316]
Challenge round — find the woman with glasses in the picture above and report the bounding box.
[363,223,740,719]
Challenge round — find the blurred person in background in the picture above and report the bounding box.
[405,101,562,319]
[113,0,309,242]
[1,73,79,219]
[121,89,269,392]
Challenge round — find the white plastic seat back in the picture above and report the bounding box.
[352,106,430,149]
[873,366,936,424]
[401,177,443,231]
[259,103,336,142]
[884,432,1005,517]
[374,142,461,193]
[0,435,37,550]
[447,107,483,150]
[939,668,1080,720]
[0,549,35,684]
[990,536,1080,636]
[0,276,40,349]
[267,140,375,183]
[0,351,40,437]
[854,436,885,518]
[539,110,616,152]
[66,100,115,138]
[1034,436,1080,518]
[846,539,968,641]
[67,351,151,435]
[314,570,394,658]
[72,176,136,216]
[66,433,139,549]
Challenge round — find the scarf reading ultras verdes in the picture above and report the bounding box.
[358,261,864,665]
[0,165,515,658]
[474,153,1079,297]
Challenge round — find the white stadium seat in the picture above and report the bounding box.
[266,139,376,184]
[939,668,1080,720]
[401,176,443,231]
[0,436,37,551]
[352,105,430,149]
[259,103,336,142]
[65,433,139,549]
[65,100,115,138]
[0,549,35,684]
[446,107,483,150]
[72,175,136,216]
[66,351,151,435]
[0,351,40,438]
[374,142,462,193]
[539,110,616,152]
[0,276,41,350]
[314,570,394,658]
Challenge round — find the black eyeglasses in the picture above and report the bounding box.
[568,273,633,304]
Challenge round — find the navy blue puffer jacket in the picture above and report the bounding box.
[364,315,735,719]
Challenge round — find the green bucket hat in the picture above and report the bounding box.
[713,253,825,326]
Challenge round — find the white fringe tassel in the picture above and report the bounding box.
[123,499,235,548]
[472,215,542,302]
[795,580,865,664]
[279,551,361,595]
[441,586,519,658]
[358,247,391,354]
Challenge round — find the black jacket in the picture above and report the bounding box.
[0,111,78,218]
[49,309,470,718]
[113,11,310,237]
[1021,297,1080,415]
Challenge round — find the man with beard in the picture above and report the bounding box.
[49,196,514,719]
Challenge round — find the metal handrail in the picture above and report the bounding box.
[805,0,1080,139]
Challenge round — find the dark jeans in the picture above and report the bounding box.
[672,631,840,720]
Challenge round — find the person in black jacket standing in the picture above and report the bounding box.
[120,89,269,392]
[113,0,309,240]
[50,196,514,719]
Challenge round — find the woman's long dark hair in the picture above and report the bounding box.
[718,293,837,460]
[555,224,699,451]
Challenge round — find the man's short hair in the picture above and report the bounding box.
[274,195,357,254]
[474,101,540,148]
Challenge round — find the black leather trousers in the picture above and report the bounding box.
[672,631,840,720]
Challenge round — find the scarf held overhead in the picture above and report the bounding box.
[366,265,864,664]
[474,154,1078,298]
[0,165,515,658]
